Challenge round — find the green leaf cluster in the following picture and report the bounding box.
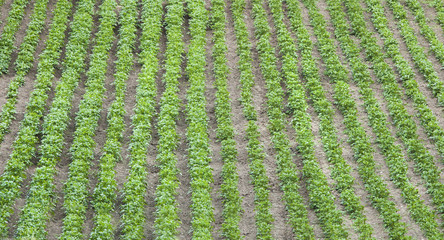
[363,0,444,161]
[401,0,444,67]
[256,0,354,238]
[210,0,243,238]
[0,0,30,73]
[92,0,140,238]
[13,0,96,237]
[297,0,414,238]
[361,0,444,223]
[0,0,50,144]
[229,0,275,237]
[0,0,72,237]
[58,0,117,238]
[433,0,444,33]
[185,0,216,238]
[152,0,183,238]
[118,0,161,238]
[276,0,376,238]
[329,0,443,237]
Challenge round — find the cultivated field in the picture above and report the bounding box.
[0,0,444,238]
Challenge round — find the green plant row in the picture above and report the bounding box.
[433,0,444,33]
[296,0,414,238]
[0,0,30,73]
[362,0,444,218]
[274,0,374,238]
[353,0,444,161]
[229,0,275,237]
[267,1,323,239]
[58,0,116,238]
[184,0,215,238]
[372,0,444,107]
[13,0,96,237]
[116,0,152,238]
[0,0,49,144]
[326,0,442,237]
[118,0,163,236]
[0,0,5,22]
[153,0,183,238]
[0,0,72,237]
[117,0,162,239]
[401,0,444,66]
[254,0,351,238]
[210,0,243,238]
[368,0,444,160]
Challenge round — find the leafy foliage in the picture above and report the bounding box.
[229,0,275,237]
[328,0,442,237]
[433,0,444,33]
[185,0,215,238]
[401,0,444,67]
[0,0,73,236]
[59,0,117,238]
[0,0,50,143]
[210,0,243,238]
[275,0,375,238]
[362,0,444,221]
[254,0,351,238]
[13,0,96,237]
[152,0,183,238]
[118,0,161,239]
[0,0,30,73]
[363,0,444,160]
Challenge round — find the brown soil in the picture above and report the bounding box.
[3,0,444,238]
[250,0,295,238]
[380,0,444,179]
[139,2,167,239]
[0,0,14,28]
[0,0,59,173]
[316,0,427,238]
[203,6,225,240]
[223,0,258,237]
[46,0,103,237]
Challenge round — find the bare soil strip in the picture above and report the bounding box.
[0,0,58,173]
[223,0,258,237]
[138,3,167,239]
[4,0,444,237]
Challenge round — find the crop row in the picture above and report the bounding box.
[14,0,95,236]
[327,0,442,237]
[0,0,73,236]
[433,0,444,33]
[282,0,377,238]
[299,0,416,238]
[59,0,116,238]
[380,0,444,108]
[401,0,444,67]
[363,0,444,218]
[375,0,444,160]
[116,0,161,239]
[105,0,141,238]
[0,0,49,144]
[265,0,324,238]
[210,0,243,238]
[252,0,352,238]
[360,0,444,161]
[185,0,215,238]
[0,0,30,73]
[229,0,274,237]
[153,0,183,238]
[375,0,444,107]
